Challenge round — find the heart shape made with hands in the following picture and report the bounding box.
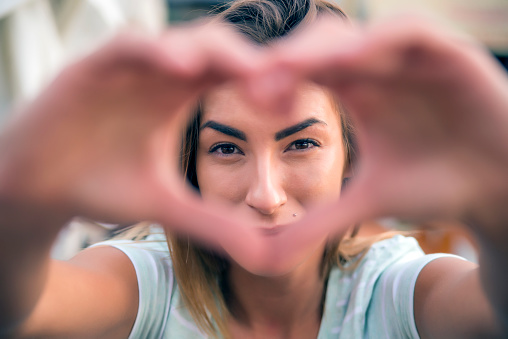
[12,17,508,274]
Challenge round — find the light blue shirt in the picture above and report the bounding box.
[93,232,461,338]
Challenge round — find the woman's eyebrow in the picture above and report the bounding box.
[200,121,247,141]
[275,118,327,141]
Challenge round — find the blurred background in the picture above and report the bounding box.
[1,0,507,261]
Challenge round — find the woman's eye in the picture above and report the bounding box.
[286,139,320,151]
[209,143,243,156]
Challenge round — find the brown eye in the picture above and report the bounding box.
[209,143,244,156]
[286,139,320,152]
[220,145,236,154]
[294,140,310,149]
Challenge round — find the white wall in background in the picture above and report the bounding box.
[0,0,167,125]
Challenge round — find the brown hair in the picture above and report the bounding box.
[112,1,403,336]
[167,1,387,338]
[115,1,402,337]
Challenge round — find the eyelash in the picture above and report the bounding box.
[208,139,320,156]
[209,143,244,156]
[284,138,320,152]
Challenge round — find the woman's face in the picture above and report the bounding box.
[196,83,346,274]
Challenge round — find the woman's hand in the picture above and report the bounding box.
[0,24,284,334]
[254,18,508,336]
[233,16,508,281]
[0,23,269,266]
[263,16,508,233]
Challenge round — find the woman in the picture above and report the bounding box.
[1,0,508,338]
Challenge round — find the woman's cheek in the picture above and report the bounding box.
[284,151,344,205]
[197,159,247,203]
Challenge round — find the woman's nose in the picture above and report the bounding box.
[245,160,287,215]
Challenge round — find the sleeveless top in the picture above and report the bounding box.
[92,231,462,338]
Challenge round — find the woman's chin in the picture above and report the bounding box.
[244,260,303,277]
[228,238,325,278]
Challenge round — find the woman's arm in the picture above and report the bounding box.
[414,257,504,338]
[0,203,66,336]
[415,206,508,338]
[0,40,159,336]
[4,245,139,338]
[0,23,265,336]
[0,188,140,338]
[266,15,508,338]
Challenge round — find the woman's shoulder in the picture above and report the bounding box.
[90,228,217,338]
[363,234,424,264]
[321,235,456,338]
[91,225,170,256]
[90,225,179,338]
[90,225,173,286]
[340,234,424,277]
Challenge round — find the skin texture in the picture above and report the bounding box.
[198,84,345,272]
[197,84,345,337]
[1,15,508,339]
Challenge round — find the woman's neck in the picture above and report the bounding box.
[226,248,326,338]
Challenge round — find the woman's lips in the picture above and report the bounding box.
[257,224,289,236]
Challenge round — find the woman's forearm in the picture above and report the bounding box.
[0,198,69,335]
[478,241,508,332]
[468,205,508,333]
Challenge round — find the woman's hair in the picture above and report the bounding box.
[170,1,374,338]
[124,1,395,338]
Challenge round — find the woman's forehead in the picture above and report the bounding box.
[202,83,339,127]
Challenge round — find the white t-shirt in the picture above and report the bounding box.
[93,232,462,338]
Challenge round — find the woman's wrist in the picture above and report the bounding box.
[0,129,74,226]
[463,185,508,251]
